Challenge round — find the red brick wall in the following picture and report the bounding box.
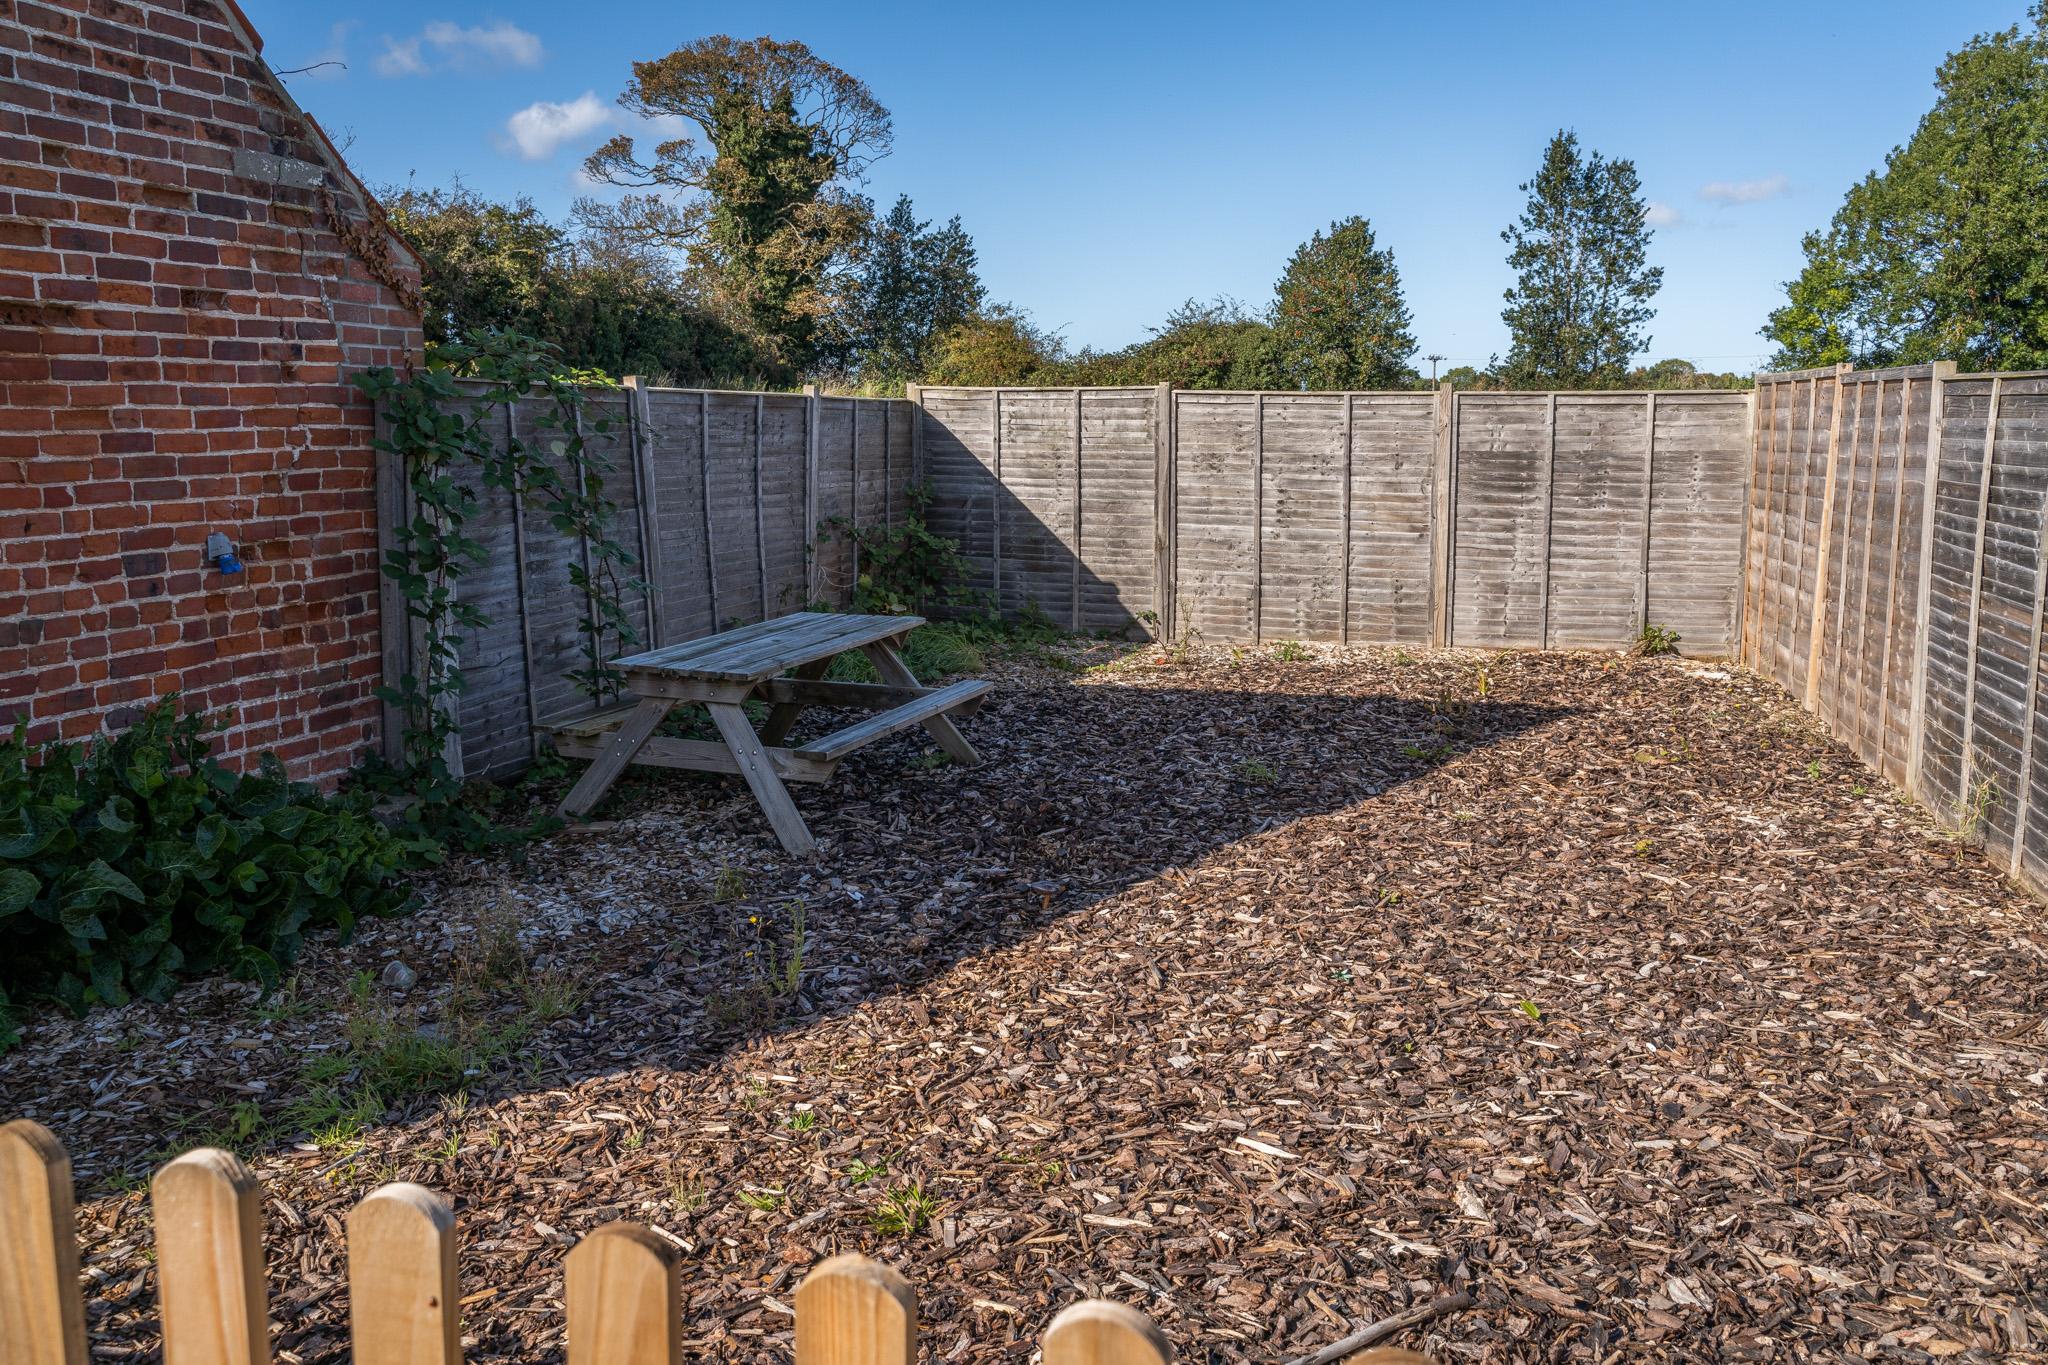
[0,0,422,783]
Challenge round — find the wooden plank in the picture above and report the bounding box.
[1908,362,1957,799]
[1043,1301,1171,1365]
[565,1223,681,1365]
[1849,379,1885,755]
[1956,375,2004,818]
[1071,387,1084,631]
[557,698,670,818]
[552,733,835,785]
[700,391,721,627]
[151,1148,268,1365]
[1339,393,1354,646]
[0,1120,85,1365]
[1252,392,1264,643]
[850,400,862,591]
[1638,392,1655,633]
[1432,385,1455,647]
[617,612,918,682]
[1804,367,1850,710]
[794,679,993,761]
[795,1254,914,1365]
[992,389,1004,614]
[804,383,820,606]
[709,701,816,853]
[758,677,985,713]
[860,640,980,765]
[755,394,769,623]
[1539,392,1557,648]
[1154,382,1174,639]
[2011,436,2048,877]
[347,1184,460,1365]
[1875,377,1915,776]
[624,378,665,647]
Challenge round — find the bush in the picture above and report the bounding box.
[0,701,418,1047]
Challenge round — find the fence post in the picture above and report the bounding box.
[1043,1300,1172,1365]
[754,394,769,619]
[1071,387,1085,631]
[700,391,723,627]
[1153,382,1174,642]
[1803,364,1852,710]
[2012,428,2048,879]
[803,382,821,608]
[1537,392,1557,649]
[906,383,925,491]
[1638,391,1656,639]
[348,1184,460,1365]
[990,388,1005,616]
[1251,392,1265,644]
[152,1148,269,1365]
[1907,361,1956,802]
[623,378,665,649]
[1339,393,1354,647]
[1956,374,2005,825]
[1875,374,1917,780]
[1430,382,1454,647]
[1847,378,1884,753]
[566,1223,681,1365]
[0,1120,86,1365]
[795,1254,915,1365]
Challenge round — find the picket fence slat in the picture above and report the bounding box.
[151,1147,269,1365]
[0,1120,85,1365]
[0,1125,1449,1364]
[348,1183,461,1365]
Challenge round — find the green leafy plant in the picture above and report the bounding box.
[870,1182,937,1237]
[1235,758,1277,785]
[0,702,416,1046]
[821,484,981,616]
[1271,639,1311,663]
[354,330,641,848]
[1636,622,1682,656]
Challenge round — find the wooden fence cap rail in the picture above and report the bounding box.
[0,1118,87,1365]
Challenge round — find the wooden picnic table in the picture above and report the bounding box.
[550,612,990,854]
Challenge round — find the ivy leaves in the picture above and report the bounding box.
[354,331,642,841]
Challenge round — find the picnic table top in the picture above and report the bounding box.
[613,612,925,685]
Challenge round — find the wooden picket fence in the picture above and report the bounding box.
[0,1119,1438,1365]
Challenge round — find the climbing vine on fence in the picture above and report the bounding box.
[354,332,640,826]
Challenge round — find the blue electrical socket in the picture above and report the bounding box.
[204,531,245,576]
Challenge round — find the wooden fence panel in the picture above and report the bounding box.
[1078,389,1162,631]
[1648,391,1750,657]
[1546,396,1649,649]
[1451,394,1552,648]
[994,389,1079,621]
[920,387,999,607]
[1346,393,1436,645]
[1259,394,1347,642]
[1174,392,1260,642]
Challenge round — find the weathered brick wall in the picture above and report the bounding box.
[0,0,421,783]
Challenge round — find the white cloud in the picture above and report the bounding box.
[502,92,612,161]
[1698,174,1791,206]
[375,20,544,77]
[1644,200,1683,228]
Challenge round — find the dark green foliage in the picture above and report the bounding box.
[1054,298,1281,390]
[821,484,981,617]
[584,36,891,371]
[1443,357,1750,391]
[1499,130,1663,387]
[1764,10,2048,370]
[0,703,416,1046]
[922,307,1065,386]
[384,183,763,385]
[855,195,985,381]
[355,330,640,849]
[1272,218,1418,389]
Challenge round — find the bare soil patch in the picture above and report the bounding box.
[4,646,2043,1362]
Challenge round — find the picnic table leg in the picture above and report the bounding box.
[557,698,670,818]
[859,641,982,766]
[707,701,817,855]
[759,658,831,747]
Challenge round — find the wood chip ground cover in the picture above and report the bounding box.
[3,645,2043,1362]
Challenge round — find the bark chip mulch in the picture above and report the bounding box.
[4,646,2044,1363]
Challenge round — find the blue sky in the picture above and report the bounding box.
[247,1,2026,372]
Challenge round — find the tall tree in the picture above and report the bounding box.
[855,195,985,379]
[1271,217,1417,389]
[583,36,891,371]
[1499,131,1663,387]
[1764,10,2048,370]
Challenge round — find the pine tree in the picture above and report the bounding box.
[856,195,985,380]
[1271,217,1417,389]
[1499,130,1663,387]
